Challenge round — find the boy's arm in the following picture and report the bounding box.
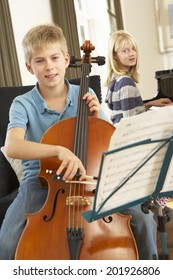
[5,127,86,181]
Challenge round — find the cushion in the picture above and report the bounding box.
[0,146,23,182]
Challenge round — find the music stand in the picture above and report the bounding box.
[82,106,173,223]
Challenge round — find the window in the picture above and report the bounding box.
[74,0,111,85]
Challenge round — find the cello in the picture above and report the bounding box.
[15,41,138,260]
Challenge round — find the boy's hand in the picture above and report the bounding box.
[56,147,86,181]
[83,93,101,118]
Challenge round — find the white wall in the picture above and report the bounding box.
[121,0,173,99]
[9,0,53,85]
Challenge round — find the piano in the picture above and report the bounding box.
[144,69,173,103]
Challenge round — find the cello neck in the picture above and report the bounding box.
[72,40,95,167]
[73,63,90,167]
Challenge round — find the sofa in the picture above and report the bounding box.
[0,75,102,227]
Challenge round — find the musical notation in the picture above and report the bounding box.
[93,106,173,216]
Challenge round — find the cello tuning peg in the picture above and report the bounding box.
[68,56,82,68]
[91,56,105,65]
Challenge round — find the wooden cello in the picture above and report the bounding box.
[15,41,138,260]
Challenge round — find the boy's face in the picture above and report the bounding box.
[26,42,70,88]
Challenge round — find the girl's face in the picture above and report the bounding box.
[115,41,137,71]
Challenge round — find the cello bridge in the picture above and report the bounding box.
[66,196,91,206]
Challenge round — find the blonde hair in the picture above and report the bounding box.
[105,30,139,86]
[22,23,68,64]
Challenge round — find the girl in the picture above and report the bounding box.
[105,30,172,125]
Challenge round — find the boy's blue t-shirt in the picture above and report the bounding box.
[8,79,108,180]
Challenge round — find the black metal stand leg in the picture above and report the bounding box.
[141,200,170,260]
[157,207,170,260]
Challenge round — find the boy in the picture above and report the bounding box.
[0,24,105,259]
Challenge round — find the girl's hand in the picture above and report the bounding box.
[145,98,173,110]
[152,98,173,107]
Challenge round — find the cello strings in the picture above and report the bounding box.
[68,183,72,230]
[69,62,90,231]
[78,64,89,229]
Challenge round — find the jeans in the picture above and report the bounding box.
[120,205,158,260]
[0,177,158,260]
[0,177,47,260]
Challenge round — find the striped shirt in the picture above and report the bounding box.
[105,76,145,124]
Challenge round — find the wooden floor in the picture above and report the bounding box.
[157,199,173,260]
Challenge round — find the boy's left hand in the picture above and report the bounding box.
[83,93,101,118]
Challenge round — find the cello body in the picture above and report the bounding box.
[15,117,138,260]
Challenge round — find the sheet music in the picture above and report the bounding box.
[162,155,173,192]
[95,106,173,215]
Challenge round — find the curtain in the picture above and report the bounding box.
[50,0,81,79]
[0,0,22,86]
